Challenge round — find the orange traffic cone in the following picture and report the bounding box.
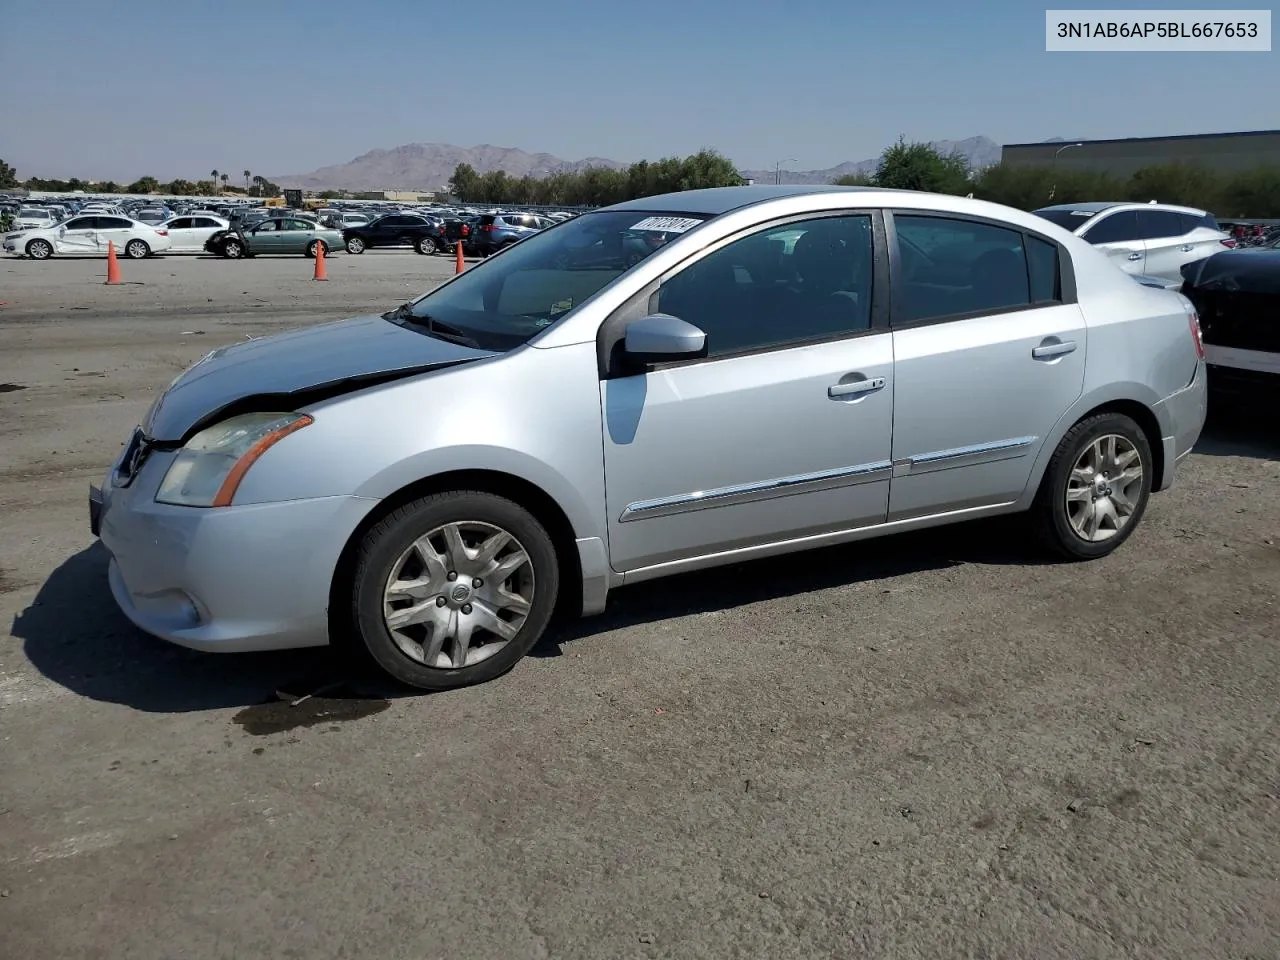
[105,241,121,285]
[455,240,465,274]
[313,242,328,281]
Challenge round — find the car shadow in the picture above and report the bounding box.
[11,542,367,713]
[14,518,1036,711]
[533,516,1040,656]
[1195,402,1280,461]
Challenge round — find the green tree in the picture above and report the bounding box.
[1215,166,1280,218]
[0,159,17,188]
[96,180,122,194]
[831,172,874,186]
[165,179,198,195]
[1125,163,1220,210]
[127,176,161,194]
[243,169,252,191]
[220,173,229,191]
[871,136,972,194]
[970,163,1055,209]
[448,163,481,201]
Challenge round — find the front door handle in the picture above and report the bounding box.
[1032,340,1077,360]
[828,377,886,399]
[1179,244,1194,252]
[1126,251,1143,260]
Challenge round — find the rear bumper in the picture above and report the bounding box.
[1153,360,1208,491]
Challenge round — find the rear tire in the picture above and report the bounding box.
[306,240,326,258]
[350,492,560,691]
[1030,412,1152,560]
[125,239,150,259]
[415,236,437,255]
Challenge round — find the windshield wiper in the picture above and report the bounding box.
[385,305,482,349]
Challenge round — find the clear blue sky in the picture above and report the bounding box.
[2,0,1276,181]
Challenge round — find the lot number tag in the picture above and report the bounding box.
[629,216,702,233]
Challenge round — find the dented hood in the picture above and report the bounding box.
[145,315,497,442]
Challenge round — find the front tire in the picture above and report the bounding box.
[350,492,560,691]
[26,239,53,260]
[222,239,244,259]
[1031,413,1152,560]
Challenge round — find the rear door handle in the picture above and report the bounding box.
[1032,340,1077,360]
[1179,244,1194,252]
[1126,252,1143,260]
[828,377,886,399]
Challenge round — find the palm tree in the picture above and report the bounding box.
[243,169,251,192]
[210,168,218,187]
[220,173,229,192]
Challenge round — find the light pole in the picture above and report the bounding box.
[1048,142,1083,201]
[774,158,798,185]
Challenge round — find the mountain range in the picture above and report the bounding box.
[275,136,1005,193]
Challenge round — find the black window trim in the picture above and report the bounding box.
[884,209,1077,332]
[597,207,890,380]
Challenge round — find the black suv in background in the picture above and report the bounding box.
[343,214,444,255]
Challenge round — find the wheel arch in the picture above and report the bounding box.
[327,468,586,649]
[1019,388,1168,508]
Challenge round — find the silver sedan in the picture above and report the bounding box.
[92,185,1207,690]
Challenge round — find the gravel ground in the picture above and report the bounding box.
[1,252,1278,959]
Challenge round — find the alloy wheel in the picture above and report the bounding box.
[1065,434,1144,542]
[382,521,534,670]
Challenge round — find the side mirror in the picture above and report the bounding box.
[623,313,707,364]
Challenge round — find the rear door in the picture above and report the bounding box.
[1137,208,1195,283]
[1080,210,1146,274]
[887,212,1086,520]
[95,216,135,254]
[283,218,316,253]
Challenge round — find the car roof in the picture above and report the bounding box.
[604,184,902,216]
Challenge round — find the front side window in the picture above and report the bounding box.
[1082,210,1141,244]
[656,214,875,358]
[397,209,711,351]
[894,215,1041,322]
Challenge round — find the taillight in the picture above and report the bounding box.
[1188,310,1205,360]
[155,229,168,236]
[460,225,470,236]
[1220,238,1237,248]
[481,224,497,232]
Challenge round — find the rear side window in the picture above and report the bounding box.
[194,217,222,228]
[1180,211,1219,232]
[1026,236,1060,303]
[1138,209,1188,240]
[1082,211,1141,244]
[99,217,133,229]
[65,217,95,230]
[894,215,1041,323]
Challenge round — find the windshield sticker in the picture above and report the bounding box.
[1070,210,1093,216]
[548,298,574,317]
[629,216,702,233]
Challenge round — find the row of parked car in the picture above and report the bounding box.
[0,194,577,261]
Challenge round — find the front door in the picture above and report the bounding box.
[247,219,285,253]
[55,216,98,254]
[1080,209,1146,275]
[602,213,894,573]
[887,212,1087,520]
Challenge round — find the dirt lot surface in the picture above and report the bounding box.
[2,252,1278,959]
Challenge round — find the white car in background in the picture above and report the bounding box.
[1033,201,1234,284]
[160,214,229,253]
[14,207,57,230]
[3,213,173,260]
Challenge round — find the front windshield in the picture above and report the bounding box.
[398,210,710,351]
